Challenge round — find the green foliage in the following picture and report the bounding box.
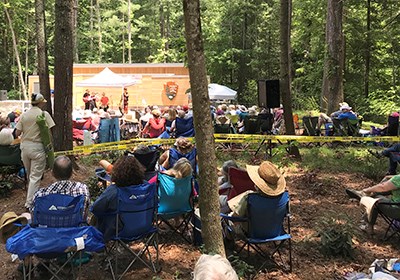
[85,175,105,202]
[7,89,23,100]
[301,146,386,180]
[316,211,355,258]
[78,154,103,167]
[228,255,255,278]
[0,178,14,197]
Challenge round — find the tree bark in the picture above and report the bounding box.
[183,0,225,256]
[53,0,74,153]
[364,0,371,98]
[127,0,132,63]
[35,0,52,114]
[321,0,344,114]
[4,5,27,100]
[280,0,300,159]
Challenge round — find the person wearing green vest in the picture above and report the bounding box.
[15,93,55,210]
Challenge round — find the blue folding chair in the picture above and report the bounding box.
[221,191,292,272]
[103,183,159,280]
[6,194,104,280]
[175,117,195,137]
[157,173,194,244]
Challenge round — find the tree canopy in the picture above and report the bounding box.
[1,0,399,119]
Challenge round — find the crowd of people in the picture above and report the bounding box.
[2,91,400,278]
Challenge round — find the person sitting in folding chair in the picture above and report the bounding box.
[158,137,197,171]
[220,161,292,272]
[227,161,286,222]
[92,155,146,241]
[358,175,400,236]
[29,156,90,216]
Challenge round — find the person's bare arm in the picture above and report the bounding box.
[363,180,397,195]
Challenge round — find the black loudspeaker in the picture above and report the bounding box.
[257,79,280,108]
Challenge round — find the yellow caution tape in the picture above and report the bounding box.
[54,134,400,156]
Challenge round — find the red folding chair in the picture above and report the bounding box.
[227,167,256,200]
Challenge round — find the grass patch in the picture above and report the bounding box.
[300,146,386,180]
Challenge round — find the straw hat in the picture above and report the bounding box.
[246,161,286,196]
[340,105,352,111]
[239,105,248,113]
[122,114,139,123]
[152,109,161,117]
[0,212,28,244]
[31,93,47,104]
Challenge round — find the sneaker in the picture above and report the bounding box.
[359,224,374,236]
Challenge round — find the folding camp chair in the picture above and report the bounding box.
[105,183,159,280]
[6,194,104,280]
[157,173,194,244]
[0,144,26,184]
[258,112,274,134]
[387,115,399,136]
[221,192,292,273]
[375,200,400,241]
[243,115,260,134]
[226,167,256,201]
[175,117,195,137]
[302,116,319,136]
[214,123,231,134]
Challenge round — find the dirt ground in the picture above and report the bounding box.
[1,162,400,280]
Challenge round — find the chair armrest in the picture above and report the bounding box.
[220,213,247,223]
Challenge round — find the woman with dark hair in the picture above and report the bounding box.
[91,155,145,241]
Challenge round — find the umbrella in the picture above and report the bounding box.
[208,83,237,100]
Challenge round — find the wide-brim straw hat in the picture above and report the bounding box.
[246,161,286,196]
[31,93,47,104]
[122,114,139,123]
[0,212,28,244]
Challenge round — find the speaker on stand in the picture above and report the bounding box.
[256,79,281,157]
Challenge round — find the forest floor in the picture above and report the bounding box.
[1,151,400,280]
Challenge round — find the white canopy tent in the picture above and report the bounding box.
[75,67,138,88]
[208,83,237,100]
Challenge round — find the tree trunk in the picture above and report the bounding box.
[127,0,132,63]
[4,5,27,100]
[96,0,102,60]
[280,0,300,159]
[321,0,344,114]
[35,0,52,114]
[183,0,225,257]
[73,0,79,62]
[364,0,371,98]
[53,0,74,153]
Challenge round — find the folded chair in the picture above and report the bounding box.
[258,112,274,134]
[175,117,195,137]
[6,194,104,280]
[98,118,121,143]
[105,183,159,280]
[221,192,292,273]
[302,116,319,136]
[157,173,194,244]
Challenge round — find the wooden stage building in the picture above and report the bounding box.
[28,63,191,110]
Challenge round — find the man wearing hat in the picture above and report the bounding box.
[228,161,286,218]
[15,93,55,210]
